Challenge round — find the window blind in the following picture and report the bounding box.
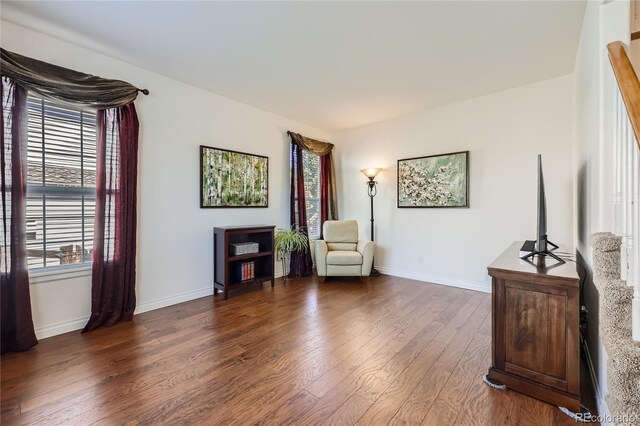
[26,95,97,269]
[292,148,321,239]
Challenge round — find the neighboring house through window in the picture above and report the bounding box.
[26,94,97,269]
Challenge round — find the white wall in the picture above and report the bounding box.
[573,0,630,422]
[333,75,575,293]
[1,20,331,338]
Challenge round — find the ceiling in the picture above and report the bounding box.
[1,1,586,131]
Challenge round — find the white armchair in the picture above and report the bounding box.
[315,220,375,282]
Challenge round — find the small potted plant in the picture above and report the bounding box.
[274,227,309,282]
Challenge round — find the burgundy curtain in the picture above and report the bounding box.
[319,151,338,237]
[1,77,38,353]
[83,103,139,333]
[289,142,313,278]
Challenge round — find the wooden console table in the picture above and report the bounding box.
[487,242,581,411]
[214,225,275,299]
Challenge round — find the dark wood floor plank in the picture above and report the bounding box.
[390,296,491,425]
[298,288,475,426]
[103,277,420,425]
[419,310,492,426]
[1,275,584,426]
[10,278,389,424]
[453,336,519,426]
[353,292,488,425]
[190,280,442,425]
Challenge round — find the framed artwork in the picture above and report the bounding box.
[200,145,268,208]
[397,150,469,208]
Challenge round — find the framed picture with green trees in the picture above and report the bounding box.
[200,145,268,208]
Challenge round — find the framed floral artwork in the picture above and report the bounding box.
[397,151,469,208]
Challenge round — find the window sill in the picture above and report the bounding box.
[29,264,92,285]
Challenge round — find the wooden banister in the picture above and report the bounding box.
[607,41,640,150]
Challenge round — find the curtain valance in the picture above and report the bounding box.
[287,131,334,156]
[0,48,147,109]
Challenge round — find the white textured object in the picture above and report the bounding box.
[558,406,592,422]
[482,373,506,390]
[230,242,259,256]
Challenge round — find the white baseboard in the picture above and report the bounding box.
[35,315,90,339]
[35,286,215,339]
[35,265,286,340]
[375,266,491,293]
[583,339,613,424]
[132,265,285,317]
[135,286,214,315]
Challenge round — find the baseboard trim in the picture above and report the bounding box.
[35,286,216,339]
[35,315,90,339]
[583,339,613,425]
[375,266,491,293]
[135,286,214,315]
[35,265,286,340]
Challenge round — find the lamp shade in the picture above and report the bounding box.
[361,167,382,180]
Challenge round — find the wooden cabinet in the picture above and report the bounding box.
[487,242,581,411]
[214,225,275,299]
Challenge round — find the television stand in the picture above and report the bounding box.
[488,241,581,411]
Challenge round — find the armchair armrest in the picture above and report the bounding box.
[357,240,375,276]
[315,240,328,277]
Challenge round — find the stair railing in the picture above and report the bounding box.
[608,41,640,342]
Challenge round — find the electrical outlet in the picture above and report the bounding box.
[418,256,424,264]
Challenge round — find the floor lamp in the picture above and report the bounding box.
[361,167,382,277]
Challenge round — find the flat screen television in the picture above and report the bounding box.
[520,154,565,264]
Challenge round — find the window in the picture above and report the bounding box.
[302,151,321,239]
[292,149,321,239]
[26,94,97,270]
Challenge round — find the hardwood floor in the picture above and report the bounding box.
[1,275,587,425]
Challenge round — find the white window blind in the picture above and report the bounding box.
[26,94,97,270]
[292,149,321,239]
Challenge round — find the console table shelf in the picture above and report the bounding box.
[214,225,275,299]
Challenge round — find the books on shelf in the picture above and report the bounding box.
[239,261,255,281]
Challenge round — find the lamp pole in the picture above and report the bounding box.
[362,168,382,277]
[367,179,377,242]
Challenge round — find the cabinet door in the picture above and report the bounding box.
[503,280,570,391]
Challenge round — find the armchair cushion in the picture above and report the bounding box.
[327,251,363,265]
[327,242,357,251]
[323,220,358,243]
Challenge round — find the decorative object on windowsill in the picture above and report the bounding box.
[200,145,269,208]
[361,167,382,277]
[274,227,309,282]
[397,151,469,208]
[230,242,259,256]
